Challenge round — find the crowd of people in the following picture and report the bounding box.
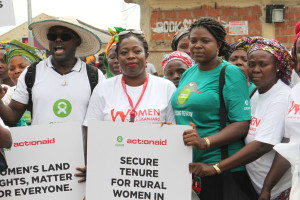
[0,15,300,200]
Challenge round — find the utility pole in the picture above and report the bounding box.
[27,0,34,46]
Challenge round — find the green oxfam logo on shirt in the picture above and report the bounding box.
[117,136,123,143]
[177,82,201,107]
[53,99,72,118]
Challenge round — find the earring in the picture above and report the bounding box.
[146,61,148,68]
[277,69,280,72]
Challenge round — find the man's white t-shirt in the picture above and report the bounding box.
[245,80,292,199]
[12,56,105,125]
[83,74,176,125]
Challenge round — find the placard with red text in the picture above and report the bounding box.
[0,122,85,199]
[86,121,192,200]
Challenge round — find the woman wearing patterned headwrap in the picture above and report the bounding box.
[189,36,294,200]
[171,27,190,55]
[259,21,300,200]
[2,39,45,126]
[228,36,256,93]
[104,27,126,78]
[162,51,193,87]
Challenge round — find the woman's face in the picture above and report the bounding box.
[0,50,9,80]
[177,36,190,55]
[189,27,220,65]
[117,36,148,78]
[294,38,300,77]
[248,50,278,93]
[165,60,188,87]
[8,56,31,84]
[107,46,121,76]
[228,49,248,80]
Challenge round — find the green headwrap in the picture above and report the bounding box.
[3,39,45,65]
[104,27,126,78]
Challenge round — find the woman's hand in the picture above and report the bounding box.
[189,163,218,177]
[258,189,271,200]
[75,166,87,183]
[0,85,8,99]
[183,129,207,150]
[160,121,174,126]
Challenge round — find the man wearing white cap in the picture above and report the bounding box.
[0,16,105,126]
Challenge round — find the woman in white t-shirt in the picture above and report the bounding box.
[259,22,300,200]
[83,30,176,124]
[187,37,294,200]
[76,30,176,183]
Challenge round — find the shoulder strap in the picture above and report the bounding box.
[219,65,229,160]
[86,64,99,94]
[25,61,39,114]
[250,87,258,99]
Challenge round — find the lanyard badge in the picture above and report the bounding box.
[121,74,149,123]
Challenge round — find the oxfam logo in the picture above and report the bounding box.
[117,136,123,143]
[53,99,72,118]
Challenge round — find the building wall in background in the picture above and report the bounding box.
[126,0,300,75]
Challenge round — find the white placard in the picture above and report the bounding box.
[0,0,16,27]
[0,122,85,199]
[86,121,193,200]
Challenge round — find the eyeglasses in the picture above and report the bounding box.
[118,30,144,36]
[47,32,76,41]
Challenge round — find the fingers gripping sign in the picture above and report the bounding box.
[189,163,218,177]
[183,122,208,150]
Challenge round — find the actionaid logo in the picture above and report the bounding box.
[111,109,160,122]
[288,101,300,115]
[127,138,167,146]
[13,138,55,147]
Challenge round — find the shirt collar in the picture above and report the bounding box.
[46,56,83,72]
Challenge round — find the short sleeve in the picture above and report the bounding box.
[165,83,176,124]
[12,68,29,105]
[223,66,251,122]
[255,101,288,145]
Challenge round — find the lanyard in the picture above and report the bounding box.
[121,74,149,122]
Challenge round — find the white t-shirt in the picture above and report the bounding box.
[146,63,157,75]
[0,117,9,130]
[83,74,176,125]
[283,83,300,199]
[12,56,105,125]
[245,80,292,199]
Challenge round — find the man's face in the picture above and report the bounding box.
[47,26,81,63]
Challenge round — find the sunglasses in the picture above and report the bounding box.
[47,32,76,41]
[118,30,144,36]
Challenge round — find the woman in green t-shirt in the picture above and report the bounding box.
[171,17,255,199]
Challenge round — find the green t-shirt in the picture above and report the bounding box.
[249,82,256,95]
[171,60,251,172]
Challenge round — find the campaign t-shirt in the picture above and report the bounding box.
[171,60,251,171]
[249,82,256,95]
[83,74,176,125]
[245,79,292,198]
[283,83,300,199]
[12,56,106,125]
